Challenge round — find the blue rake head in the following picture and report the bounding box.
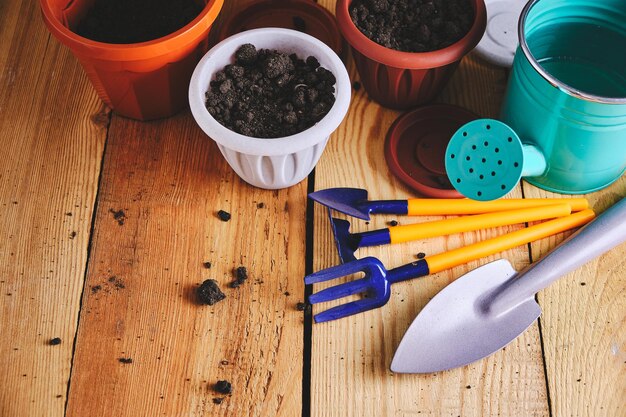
[329,215,392,263]
[305,256,429,323]
[328,216,361,263]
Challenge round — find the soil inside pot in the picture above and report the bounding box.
[349,0,474,52]
[75,0,204,44]
[205,44,336,138]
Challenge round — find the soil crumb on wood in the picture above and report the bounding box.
[119,357,133,364]
[214,380,232,394]
[197,279,226,305]
[108,276,125,289]
[109,209,126,225]
[350,0,474,52]
[205,43,336,138]
[203,261,212,269]
[217,210,231,222]
[230,266,248,288]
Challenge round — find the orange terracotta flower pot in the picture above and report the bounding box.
[336,0,486,110]
[40,0,223,120]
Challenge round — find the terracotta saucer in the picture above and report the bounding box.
[385,104,478,198]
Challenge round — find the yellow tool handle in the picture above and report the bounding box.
[426,209,596,274]
[407,197,588,215]
[389,204,572,244]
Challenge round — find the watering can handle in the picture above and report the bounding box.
[489,197,626,316]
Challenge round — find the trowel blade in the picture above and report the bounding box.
[391,259,540,373]
[308,188,370,220]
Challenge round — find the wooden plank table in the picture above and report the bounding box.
[1,0,624,416]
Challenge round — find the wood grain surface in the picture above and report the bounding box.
[64,114,306,417]
[0,0,106,416]
[1,0,624,416]
[525,179,626,417]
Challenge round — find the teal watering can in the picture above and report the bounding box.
[446,0,626,201]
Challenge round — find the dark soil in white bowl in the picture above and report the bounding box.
[204,43,337,138]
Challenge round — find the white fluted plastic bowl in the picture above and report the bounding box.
[189,28,351,189]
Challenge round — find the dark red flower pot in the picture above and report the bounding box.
[336,0,487,110]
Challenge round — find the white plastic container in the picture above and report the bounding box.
[189,28,351,189]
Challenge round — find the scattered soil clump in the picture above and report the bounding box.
[108,276,125,289]
[214,380,232,394]
[197,279,226,305]
[230,266,248,288]
[109,209,126,226]
[217,210,231,222]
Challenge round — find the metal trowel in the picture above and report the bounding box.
[391,197,626,373]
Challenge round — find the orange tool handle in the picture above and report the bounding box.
[426,209,596,274]
[406,197,588,215]
[389,204,572,244]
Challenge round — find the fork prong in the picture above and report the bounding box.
[313,297,386,323]
[304,258,372,285]
[304,268,347,285]
[308,278,371,304]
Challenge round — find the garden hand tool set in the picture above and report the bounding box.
[392,197,626,373]
[306,188,595,323]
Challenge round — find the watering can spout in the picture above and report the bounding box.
[445,119,549,201]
